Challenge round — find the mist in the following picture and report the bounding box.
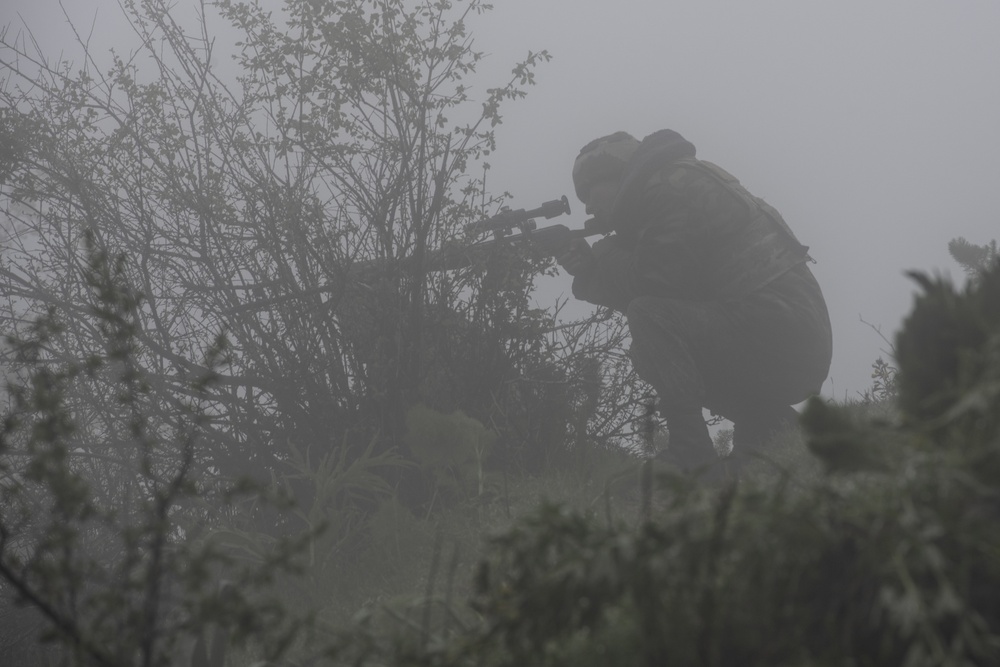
[480,1,1000,400]
[3,2,1000,664]
[5,0,998,399]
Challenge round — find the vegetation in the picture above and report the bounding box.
[0,1,641,662]
[949,237,999,281]
[0,0,642,498]
[311,258,998,667]
[5,235,1000,665]
[2,1,1000,665]
[0,235,306,665]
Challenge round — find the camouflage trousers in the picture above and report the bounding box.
[626,275,831,458]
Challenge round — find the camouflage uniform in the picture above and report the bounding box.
[571,130,832,469]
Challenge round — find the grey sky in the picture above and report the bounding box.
[483,1,1000,401]
[3,0,999,401]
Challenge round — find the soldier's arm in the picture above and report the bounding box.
[570,236,636,312]
[628,165,727,299]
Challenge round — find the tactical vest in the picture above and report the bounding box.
[672,157,812,299]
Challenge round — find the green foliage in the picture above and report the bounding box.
[13,2,1000,665]
[801,398,895,474]
[329,262,1000,666]
[860,354,899,405]
[948,236,999,280]
[0,0,562,488]
[202,432,410,635]
[0,2,645,662]
[11,239,1000,665]
[895,266,1000,432]
[0,0,643,548]
[405,403,496,503]
[0,236,304,666]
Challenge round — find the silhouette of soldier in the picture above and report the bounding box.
[558,130,832,473]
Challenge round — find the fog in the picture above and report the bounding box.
[480,1,1000,401]
[4,0,999,401]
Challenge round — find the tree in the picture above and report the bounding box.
[1,0,648,490]
[0,234,304,666]
[1,0,567,483]
[339,261,1000,667]
[948,236,998,281]
[0,0,652,651]
[0,1,658,659]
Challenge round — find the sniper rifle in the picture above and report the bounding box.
[367,195,608,275]
[226,196,600,315]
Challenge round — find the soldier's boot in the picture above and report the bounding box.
[655,408,718,475]
[729,404,800,469]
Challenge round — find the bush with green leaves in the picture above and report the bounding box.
[0,1,642,660]
[332,261,1000,667]
[948,236,998,281]
[0,235,307,667]
[0,0,629,503]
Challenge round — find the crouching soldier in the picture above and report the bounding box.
[557,129,833,474]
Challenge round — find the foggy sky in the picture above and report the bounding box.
[3,0,999,401]
[478,0,1000,402]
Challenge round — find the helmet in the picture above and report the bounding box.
[571,131,639,202]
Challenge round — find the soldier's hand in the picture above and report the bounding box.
[556,238,597,276]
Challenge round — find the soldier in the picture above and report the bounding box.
[557,129,832,474]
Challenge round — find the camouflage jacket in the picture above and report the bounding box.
[572,131,819,312]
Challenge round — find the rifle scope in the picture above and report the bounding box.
[466,195,572,236]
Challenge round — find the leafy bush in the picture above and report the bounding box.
[7,243,998,666]
[5,0,997,660]
[404,404,497,508]
[0,236,305,666]
[334,261,1000,667]
[948,237,998,280]
[0,2,647,661]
